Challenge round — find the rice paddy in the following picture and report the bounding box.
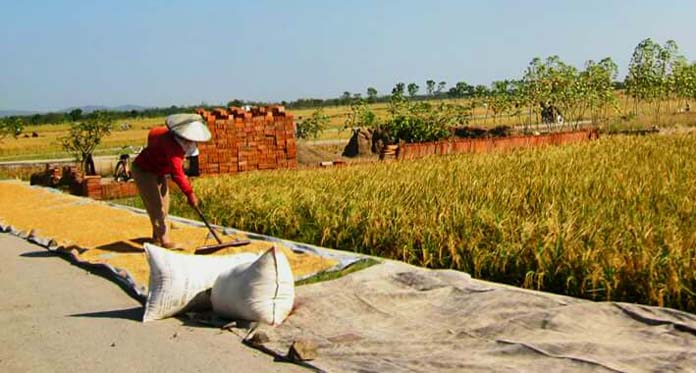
[163,133,696,312]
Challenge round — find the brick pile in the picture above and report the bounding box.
[396,129,599,160]
[195,106,297,175]
[81,176,139,200]
[29,166,139,201]
[82,175,102,197]
[30,165,81,191]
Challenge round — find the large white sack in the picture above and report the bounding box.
[142,243,259,322]
[211,246,295,326]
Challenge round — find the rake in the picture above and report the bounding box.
[192,205,250,254]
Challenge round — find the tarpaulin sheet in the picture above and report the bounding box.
[249,260,696,372]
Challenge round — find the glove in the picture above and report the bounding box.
[187,193,199,208]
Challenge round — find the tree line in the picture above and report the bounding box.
[296,38,696,143]
[2,38,695,140]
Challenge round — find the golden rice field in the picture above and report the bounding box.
[166,133,696,312]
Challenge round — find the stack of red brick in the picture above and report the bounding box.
[82,176,138,200]
[30,165,83,194]
[82,176,102,197]
[195,106,297,175]
[396,129,600,160]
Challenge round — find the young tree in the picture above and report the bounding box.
[392,82,406,96]
[474,85,490,97]
[68,108,83,122]
[344,99,377,130]
[521,57,552,127]
[407,83,419,98]
[341,91,352,105]
[388,83,409,116]
[61,111,113,175]
[546,57,580,128]
[456,81,473,97]
[447,87,459,98]
[227,99,245,107]
[436,81,447,96]
[447,81,473,98]
[471,85,490,122]
[487,80,514,125]
[426,80,436,96]
[625,38,682,124]
[366,87,378,103]
[582,58,618,126]
[672,61,696,109]
[296,109,329,140]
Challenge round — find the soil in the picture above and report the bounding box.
[295,142,347,167]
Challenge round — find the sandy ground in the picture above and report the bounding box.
[0,233,306,373]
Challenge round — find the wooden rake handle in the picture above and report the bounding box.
[192,205,223,245]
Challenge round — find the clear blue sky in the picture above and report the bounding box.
[1,0,695,112]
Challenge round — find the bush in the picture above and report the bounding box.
[0,117,24,140]
[381,101,468,144]
[296,109,329,140]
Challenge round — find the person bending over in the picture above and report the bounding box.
[132,113,211,249]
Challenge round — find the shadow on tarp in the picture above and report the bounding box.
[70,306,143,322]
[20,250,56,258]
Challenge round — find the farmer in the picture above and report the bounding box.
[132,113,211,249]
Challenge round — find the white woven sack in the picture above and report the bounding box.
[142,243,259,322]
[211,246,295,326]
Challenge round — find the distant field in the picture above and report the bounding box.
[0,117,163,161]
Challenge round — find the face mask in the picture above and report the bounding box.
[184,142,199,157]
[175,137,199,157]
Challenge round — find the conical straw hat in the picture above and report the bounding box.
[165,114,212,142]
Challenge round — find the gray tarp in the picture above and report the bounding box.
[249,260,696,372]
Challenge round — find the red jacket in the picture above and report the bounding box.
[134,126,193,197]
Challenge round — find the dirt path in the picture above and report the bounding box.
[0,233,305,373]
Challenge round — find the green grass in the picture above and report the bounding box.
[0,166,43,180]
[295,258,381,286]
[109,196,144,209]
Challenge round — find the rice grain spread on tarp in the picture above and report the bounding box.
[0,181,340,295]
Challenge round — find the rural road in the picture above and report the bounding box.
[0,153,125,166]
[0,233,306,373]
